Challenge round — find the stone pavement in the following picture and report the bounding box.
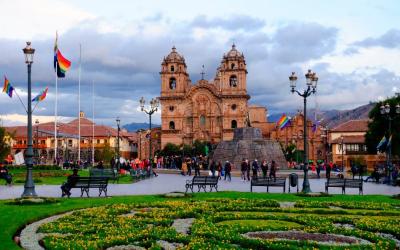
[0,174,399,200]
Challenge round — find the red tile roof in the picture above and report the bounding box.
[5,118,137,142]
[331,119,369,132]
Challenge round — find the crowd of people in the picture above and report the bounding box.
[239,159,278,181]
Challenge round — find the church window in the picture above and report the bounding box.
[169,77,176,89]
[169,106,174,112]
[231,120,237,129]
[231,63,235,69]
[231,104,237,110]
[229,75,237,87]
[169,121,175,130]
[200,115,206,127]
[170,65,174,72]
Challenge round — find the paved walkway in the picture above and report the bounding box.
[1,174,399,200]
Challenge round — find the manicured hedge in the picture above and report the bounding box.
[6,165,62,170]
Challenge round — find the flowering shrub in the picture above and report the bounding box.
[38,199,400,249]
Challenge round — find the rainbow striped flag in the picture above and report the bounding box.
[54,33,71,78]
[2,76,14,98]
[277,114,291,130]
[32,87,48,102]
[376,136,387,152]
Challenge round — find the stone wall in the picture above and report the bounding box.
[211,128,287,169]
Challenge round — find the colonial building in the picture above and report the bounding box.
[159,44,269,148]
[329,119,384,170]
[5,112,138,164]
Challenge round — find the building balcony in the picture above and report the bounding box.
[13,144,47,149]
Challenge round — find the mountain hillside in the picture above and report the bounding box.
[123,122,161,132]
[268,102,375,129]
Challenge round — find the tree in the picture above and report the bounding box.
[283,143,297,161]
[0,126,11,162]
[365,96,400,158]
[192,140,208,156]
[102,144,115,164]
[161,143,181,156]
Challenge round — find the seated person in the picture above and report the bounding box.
[365,166,379,183]
[61,168,79,197]
[0,165,12,185]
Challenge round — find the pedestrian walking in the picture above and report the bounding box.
[252,159,259,179]
[261,160,268,178]
[224,161,232,181]
[209,160,216,177]
[217,161,222,180]
[269,160,277,181]
[246,159,250,181]
[240,159,248,182]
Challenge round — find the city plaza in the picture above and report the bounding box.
[1,1,400,249]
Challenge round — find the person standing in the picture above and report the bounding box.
[210,160,216,177]
[261,160,268,178]
[194,158,201,176]
[217,161,222,180]
[224,161,232,181]
[240,159,247,182]
[316,163,321,178]
[252,159,259,179]
[269,160,277,181]
[181,160,187,176]
[246,159,250,181]
[326,162,331,179]
[187,158,192,176]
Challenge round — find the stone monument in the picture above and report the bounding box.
[211,127,287,169]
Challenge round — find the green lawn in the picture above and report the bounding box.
[2,169,134,185]
[1,192,399,250]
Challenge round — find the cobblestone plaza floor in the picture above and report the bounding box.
[1,173,399,199]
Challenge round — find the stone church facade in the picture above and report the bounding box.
[159,44,267,148]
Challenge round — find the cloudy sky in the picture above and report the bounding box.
[0,0,399,127]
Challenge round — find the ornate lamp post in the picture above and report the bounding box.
[21,42,37,197]
[116,117,121,168]
[289,69,318,193]
[139,97,159,167]
[380,102,400,176]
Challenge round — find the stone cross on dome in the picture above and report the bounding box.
[200,64,205,80]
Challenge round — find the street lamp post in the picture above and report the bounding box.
[116,117,121,169]
[380,102,400,179]
[22,42,37,197]
[139,97,159,169]
[289,70,318,193]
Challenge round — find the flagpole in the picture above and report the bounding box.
[92,79,95,167]
[54,63,58,165]
[78,44,82,165]
[13,90,28,113]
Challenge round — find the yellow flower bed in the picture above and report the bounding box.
[38,199,400,249]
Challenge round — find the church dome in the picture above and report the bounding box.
[224,44,244,59]
[164,46,185,63]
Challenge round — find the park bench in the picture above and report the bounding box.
[185,176,219,193]
[250,177,286,193]
[325,178,363,194]
[89,168,119,183]
[63,176,109,197]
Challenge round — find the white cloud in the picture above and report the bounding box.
[0,0,95,40]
